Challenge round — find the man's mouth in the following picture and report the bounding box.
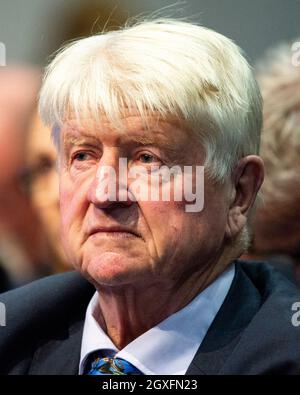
[88,226,141,239]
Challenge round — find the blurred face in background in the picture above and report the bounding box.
[0,68,39,187]
[0,67,51,282]
[25,112,68,270]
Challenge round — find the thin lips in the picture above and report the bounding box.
[88,226,140,238]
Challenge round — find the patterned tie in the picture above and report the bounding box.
[85,353,143,375]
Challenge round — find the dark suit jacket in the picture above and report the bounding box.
[0,260,300,375]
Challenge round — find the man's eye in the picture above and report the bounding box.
[138,153,158,164]
[73,152,90,162]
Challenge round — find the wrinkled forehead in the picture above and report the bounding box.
[57,110,199,149]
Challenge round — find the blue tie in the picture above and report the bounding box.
[85,353,143,375]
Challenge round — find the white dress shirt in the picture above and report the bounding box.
[79,264,235,375]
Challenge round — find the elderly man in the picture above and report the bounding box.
[0,19,300,375]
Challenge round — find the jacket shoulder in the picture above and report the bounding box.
[227,260,300,374]
[0,271,94,374]
[0,270,93,322]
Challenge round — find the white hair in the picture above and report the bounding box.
[39,18,262,182]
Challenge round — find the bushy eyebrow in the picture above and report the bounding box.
[123,133,174,149]
[62,127,176,149]
[122,134,188,164]
[60,134,100,165]
[62,132,100,148]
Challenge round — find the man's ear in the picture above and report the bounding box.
[225,155,264,239]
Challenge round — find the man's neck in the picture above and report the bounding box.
[95,254,232,349]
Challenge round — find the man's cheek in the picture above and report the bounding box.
[59,189,74,227]
[60,179,87,218]
[142,201,185,244]
[59,191,83,248]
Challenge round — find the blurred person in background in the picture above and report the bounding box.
[245,41,300,284]
[0,66,51,288]
[22,111,68,272]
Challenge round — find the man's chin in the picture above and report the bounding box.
[82,252,143,287]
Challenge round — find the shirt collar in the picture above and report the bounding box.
[79,263,235,375]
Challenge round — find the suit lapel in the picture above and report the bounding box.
[28,318,85,375]
[28,317,85,375]
[27,272,94,375]
[186,262,262,375]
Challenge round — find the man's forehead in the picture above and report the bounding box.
[60,114,192,147]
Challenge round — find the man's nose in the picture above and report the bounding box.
[87,150,132,209]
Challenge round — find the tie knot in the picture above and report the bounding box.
[85,353,143,375]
